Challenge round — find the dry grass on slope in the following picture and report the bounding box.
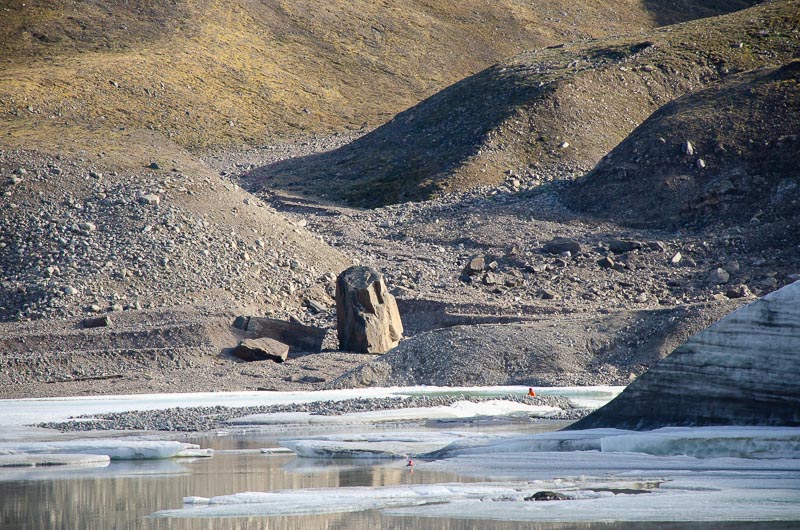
[249,1,798,207]
[0,0,757,154]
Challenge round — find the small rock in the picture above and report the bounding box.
[708,268,730,285]
[83,315,111,328]
[539,288,558,300]
[634,293,649,303]
[148,162,160,170]
[462,256,486,277]
[78,221,96,232]
[597,256,615,269]
[726,284,752,299]
[543,236,581,255]
[559,141,570,149]
[696,158,706,169]
[63,286,78,296]
[139,194,161,206]
[670,252,683,265]
[608,239,642,254]
[682,141,694,156]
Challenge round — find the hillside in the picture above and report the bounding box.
[248,1,799,207]
[566,61,800,243]
[1,0,757,154]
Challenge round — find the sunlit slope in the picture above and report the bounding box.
[0,0,757,151]
[249,1,798,206]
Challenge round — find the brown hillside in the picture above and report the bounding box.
[0,0,757,153]
[565,61,800,251]
[248,1,799,207]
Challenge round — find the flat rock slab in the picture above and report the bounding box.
[234,316,325,353]
[232,338,290,363]
[82,315,111,328]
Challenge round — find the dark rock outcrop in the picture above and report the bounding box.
[336,266,403,353]
[569,281,800,430]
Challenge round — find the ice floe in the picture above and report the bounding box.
[151,483,541,518]
[383,486,800,522]
[0,440,212,460]
[425,426,800,460]
[280,431,513,459]
[0,453,110,468]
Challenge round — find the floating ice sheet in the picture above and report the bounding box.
[384,486,800,522]
[151,472,800,522]
[0,453,110,468]
[280,431,513,459]
[151,483,540,518]
[0,440,212,460]
[427,426,800,460]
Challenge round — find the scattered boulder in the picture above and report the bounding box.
[232,337,289,363]
[82,315,111,329]
[139,194,161,206]
[461,256,486,277]
[336,266,403,353]
[726,284,753,299]
[708,267,730,285]
[543,237,581,255]
[608,239,642,254]
[597,256,615,269]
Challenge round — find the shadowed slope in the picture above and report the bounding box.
[567,62,800,235]
[249,1,799,207]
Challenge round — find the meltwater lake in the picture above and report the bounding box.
[1,387,798,529]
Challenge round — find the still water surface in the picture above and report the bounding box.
[0,427,790,530]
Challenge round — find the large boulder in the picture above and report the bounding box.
[336,266,403,353]
[568,281,800,430]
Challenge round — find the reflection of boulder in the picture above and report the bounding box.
[569,281,800,430]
